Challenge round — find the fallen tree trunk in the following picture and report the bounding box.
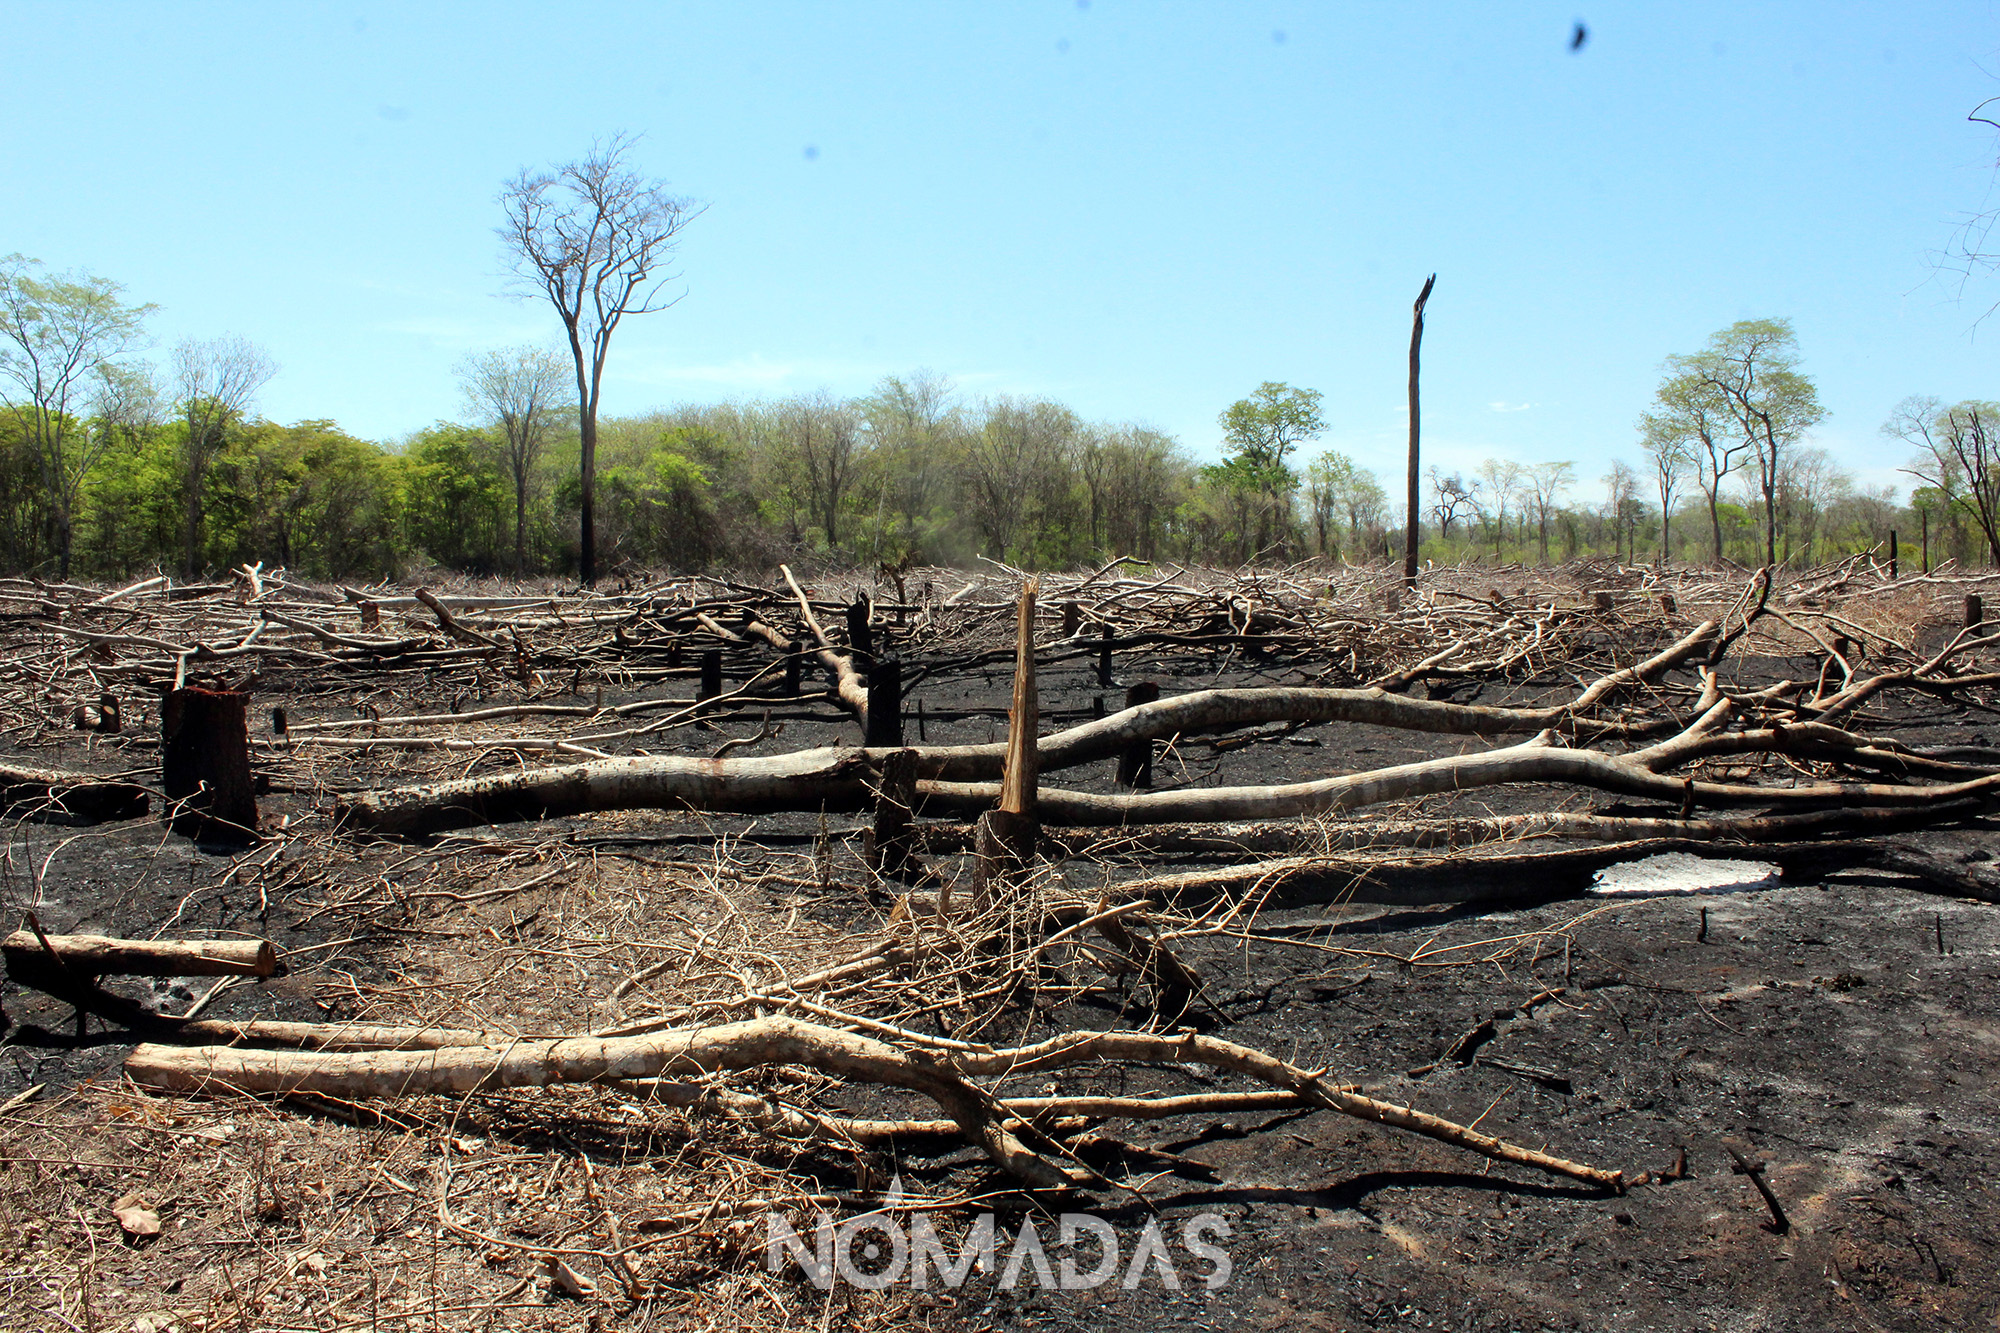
[0,764,149,821]
[335,670,1730,835]
[1088,836,2000,909]
[918,741,2000,825]
[2,933,276,978]
[124,1013,1622,1191]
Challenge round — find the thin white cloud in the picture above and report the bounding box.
[375,315,548,349]
[1488,401,1533,413]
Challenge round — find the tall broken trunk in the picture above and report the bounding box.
[973,580,1040,907]
[161,687,258,842]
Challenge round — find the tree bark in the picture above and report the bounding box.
[3,932,275,979]
[1404,274,1436,585]
[161,687,258,841]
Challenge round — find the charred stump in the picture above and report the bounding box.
[161,687,258,843]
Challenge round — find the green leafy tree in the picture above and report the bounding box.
[0,255,154,575]
[404,424,511,572]
[1217,382,1324,556]
[1669,319,1824,568]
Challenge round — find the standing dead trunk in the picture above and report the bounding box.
[1404,274,1436,585]
[161,687,258,842]
[974,581,1041,904]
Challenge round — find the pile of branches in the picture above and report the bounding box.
[6,555,2000,1222]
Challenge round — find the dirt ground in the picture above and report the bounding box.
[0,569,1995,1332]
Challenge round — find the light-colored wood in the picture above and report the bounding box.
[125,1013,1622,1191]
[4,932,276,977]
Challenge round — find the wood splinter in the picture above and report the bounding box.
[972,579,1041,907]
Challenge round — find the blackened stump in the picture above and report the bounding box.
[846,598,874,660]
[698,650,722,701]
[1117,681,1161,788]
[864,748,920,882]
[161,687,257,842]
[865,659,903,748]
[783,641,803,696]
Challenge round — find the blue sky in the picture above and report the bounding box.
[6,2,1998,500]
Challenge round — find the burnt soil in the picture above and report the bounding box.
[1,613,1996,1333]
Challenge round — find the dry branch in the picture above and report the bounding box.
[124,1013,1622,1191]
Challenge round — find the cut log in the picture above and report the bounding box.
[3,932,276,979]
[161,687,258,840]
[331,623,1736,837]
[0,763,148,822]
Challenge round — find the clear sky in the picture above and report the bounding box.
[7,2,1998,500]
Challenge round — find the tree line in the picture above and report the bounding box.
[3,248,1993,580]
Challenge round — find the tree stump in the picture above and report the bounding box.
[971,808,1038,907]
[161,687,257,842]
[865,658,903,748]
[783,640,804,696]
[1117,681,1161,789]
[863,748,921,882]
[845,598,874,660]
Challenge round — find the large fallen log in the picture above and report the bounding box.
[124,1014,1623,1191]
[333,661,1727,835]
[2,932,276,978]
[917,740,2000,825]
[0,764,149,821]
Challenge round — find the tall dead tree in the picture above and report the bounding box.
[1404,274,1436,585]
[497,134,702,586]
[457,345,571,575]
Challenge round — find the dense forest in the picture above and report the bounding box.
[3,255,1994,582]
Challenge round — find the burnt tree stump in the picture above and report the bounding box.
[864,748,921,882]
[865,658,903,748]
[161,687,257,842]
[1116,681,1161,789]
[846,598,874,660]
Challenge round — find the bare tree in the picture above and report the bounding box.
[458,345,571,574]
[1427,467,1474,540]
[0,255,154,576]
[1889,396,2000,566]
[498,134,702,584]
[1602,460,1641,563]
[1637,427,1690,565]
[780,390,862,550]
[1472,458,1523,560]
[1524,461,1576,564]
[963,397,1078,560]
[173,335,276,576]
